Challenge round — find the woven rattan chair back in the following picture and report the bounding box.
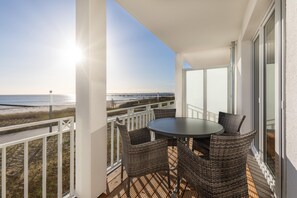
[178,130,256,198]
[115,118,130,159]
[153,108,177,146]
[115,118,170,197]
[208,130,256,197]
[153,108,176,119]
[218,111,246,133]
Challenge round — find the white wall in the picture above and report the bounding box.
[235,0,272,134]
[285,0,297,197]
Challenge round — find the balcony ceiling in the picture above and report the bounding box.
[117,0,249,54]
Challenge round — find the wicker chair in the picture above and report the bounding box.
[153,108,177,147]
[177,130,256,198]
[115,118,170,197]
[192,112,246,155]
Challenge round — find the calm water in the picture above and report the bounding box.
[0,93,174,107]
[0,95,75,106]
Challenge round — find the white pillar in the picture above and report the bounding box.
[76,0,107,197]
[175,53,184,117]
[285,0,297,197]
[235,39,253,133]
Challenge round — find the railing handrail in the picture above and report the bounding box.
[0,127,70,149]
[0,116,74,133]
[107,100,175,114]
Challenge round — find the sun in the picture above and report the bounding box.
[70,46,84,64]
[59,41,85,66]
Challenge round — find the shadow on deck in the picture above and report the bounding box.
[103,147,274,198]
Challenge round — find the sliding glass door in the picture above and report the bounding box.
[264,13,276,175]
[253,11,277,177]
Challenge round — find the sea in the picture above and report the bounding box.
[0,93,174,108]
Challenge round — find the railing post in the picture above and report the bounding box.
[146,105,151,122]
[127,109,130,131]
[131,109,135,130]
[70,117,75,196]
[110,121,114,167]
[2,147,6,198]
[42,137,47,198]
[24,141,29,198]
[136,115,139,129]
[57,120,63,198]
[144,105,150,124]
[116,119,122,163]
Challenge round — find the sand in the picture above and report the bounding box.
[0,105,75,115]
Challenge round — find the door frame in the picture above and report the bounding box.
[251,1,284,196]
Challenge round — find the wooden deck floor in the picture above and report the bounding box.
[104,147,274,198]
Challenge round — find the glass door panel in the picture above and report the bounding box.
[207,68,228,121]
[186,70,204,119]
[264,13,275,175]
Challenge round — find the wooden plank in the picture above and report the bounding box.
[106,148,273,198]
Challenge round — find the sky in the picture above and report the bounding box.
[0,0,175,95]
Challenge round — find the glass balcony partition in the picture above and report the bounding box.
[186,67,229,122]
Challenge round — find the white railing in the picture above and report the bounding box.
[0,117,75,198]
[186,104,219,122]
[0,100,175,197]
[106,100,175,173]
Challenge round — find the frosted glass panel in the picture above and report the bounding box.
[207,68,227,121]
[186,70,203,119]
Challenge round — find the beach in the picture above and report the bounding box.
[0,105,75,115]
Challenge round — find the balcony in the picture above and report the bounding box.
[1,0,294,196]
[105,147,273,198]
[0,100,273,197]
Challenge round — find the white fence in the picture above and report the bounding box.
[0,117,75,198]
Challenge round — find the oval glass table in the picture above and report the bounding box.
[147,117,224,197]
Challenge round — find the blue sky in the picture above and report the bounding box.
[0,0,175,95]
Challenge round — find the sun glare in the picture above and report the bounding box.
[72,46,84,63]
[59,42,85,66]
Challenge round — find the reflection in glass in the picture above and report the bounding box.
[264,13,275,175]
